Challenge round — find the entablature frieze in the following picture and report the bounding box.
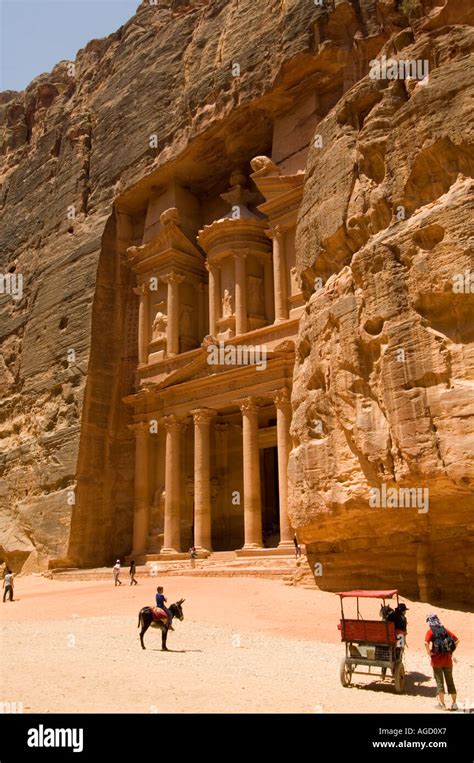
[144,360,293,420]
[130,249,206,281]
[197,218,271,258]
[135,320,298,389]
[256,178,305,222]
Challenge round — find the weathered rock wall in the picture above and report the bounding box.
[290,3,474,604]
[1,0,472,604]
[1,0,404,571]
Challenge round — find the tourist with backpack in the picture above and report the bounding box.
[424,613,460,710]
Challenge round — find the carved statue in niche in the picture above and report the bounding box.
[290,266,301,294]
[248,275,264,316]
[152,311,168,340]
[180,304,194,337]
[222,289,234,318]
[150,487,165,533]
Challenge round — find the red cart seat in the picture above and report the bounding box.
[339,619,396,645]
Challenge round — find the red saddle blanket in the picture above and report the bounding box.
[151,606,168,623]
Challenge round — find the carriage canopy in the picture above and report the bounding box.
[336,589,399,599]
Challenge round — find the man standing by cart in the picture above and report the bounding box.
[387,602,408,648]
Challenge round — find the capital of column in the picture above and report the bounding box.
[205,260,219,273]
[233,251,248,261]
[215,421,230,434]
[128,421,150,437]
[163,414,187,432]
[265,225,284,243]
[240,397,259,416]
[162,272,185,286]
[191,408,217,424]
[272,388,291,411]
[133,284,147,296]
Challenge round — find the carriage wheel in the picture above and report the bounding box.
[393,663,405,694]
[340,658,352,687]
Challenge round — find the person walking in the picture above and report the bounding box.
[129,560,138,586]
[3,569,14,602]
[113,559,122,586]
[189,546,197,569]
[293,533,301,559]
[424,613,460,711]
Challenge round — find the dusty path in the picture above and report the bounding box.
[1,575,472,713]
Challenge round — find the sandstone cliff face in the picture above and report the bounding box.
[1,0,399,570]
[290,4,474,603]
[0,0,472,604]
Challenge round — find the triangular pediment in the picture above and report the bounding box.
[127,219,203,269]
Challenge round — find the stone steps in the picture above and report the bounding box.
[49,567,148,582]
[207,551,237,561]
[157,566,291,579]
[50,554,299,582]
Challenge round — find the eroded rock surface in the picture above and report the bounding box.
[290,7,474,603]
[0,0,472,605]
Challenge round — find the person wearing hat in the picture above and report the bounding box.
[387,602,408,657]
[113,559,122,586]
[387,602,409,633]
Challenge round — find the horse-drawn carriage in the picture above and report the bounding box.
[337,589,406,693]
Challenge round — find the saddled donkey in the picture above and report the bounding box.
[138,599,185,650]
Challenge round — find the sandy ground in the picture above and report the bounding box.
[1,575,473,714]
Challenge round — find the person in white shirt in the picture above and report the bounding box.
[3,569,14,602]
[113,559,122,586]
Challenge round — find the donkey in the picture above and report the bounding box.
[138,599,185,650]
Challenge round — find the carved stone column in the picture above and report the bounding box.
[162,415,185,553]
[133,284,149,365]
[234,253,248,335]
[206,262,221,337]
[129,421,150,555]
[215,421,230,545]
[263,260,274,324]
[163,273,185,356]
[191,408,216,552]
[267,226,288,322]
[273,388,293,548]
[240,398,262,549]
[196,281,206,343]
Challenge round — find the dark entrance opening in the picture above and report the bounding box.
[260,446,280,548]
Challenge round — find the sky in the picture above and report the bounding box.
[0,0,139,91]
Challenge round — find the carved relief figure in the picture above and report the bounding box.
[152,311,168,340]
[222,289,233,318]
[290,266,301,295]
[248,275,264,316]
[150,487,165,533]
[181,305,194,337]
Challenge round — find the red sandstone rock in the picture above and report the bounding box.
[0,0,472,606]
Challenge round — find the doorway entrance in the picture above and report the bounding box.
[260,446,280,547]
